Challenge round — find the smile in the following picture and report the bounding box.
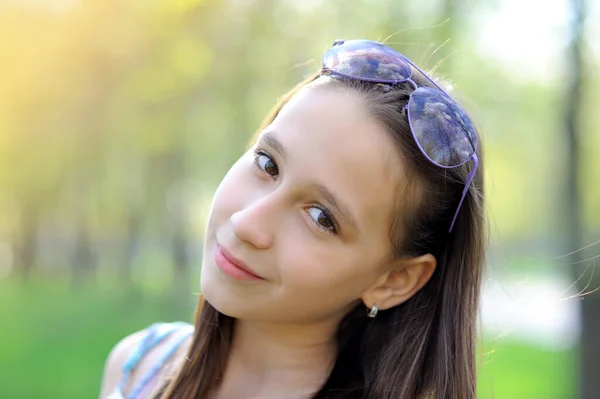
[215,244,264,281]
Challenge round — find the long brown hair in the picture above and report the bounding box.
[158,70,486,399]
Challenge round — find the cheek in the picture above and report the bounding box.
[278,241,379,302]
[208,158,252,222]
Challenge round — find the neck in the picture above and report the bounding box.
[214,318,338,399]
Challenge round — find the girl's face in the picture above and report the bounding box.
[201,84,406,324]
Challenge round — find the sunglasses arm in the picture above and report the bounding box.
[448,153,479,233]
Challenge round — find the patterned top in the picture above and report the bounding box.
[108,322,194,399]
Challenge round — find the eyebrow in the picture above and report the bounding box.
[263,132,286,159]
[315,183,358,230]
[261,132,358,230]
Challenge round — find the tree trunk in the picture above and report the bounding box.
[121,210,141,287]
[16,198,38,282]
[564,0,599,398]
[71,215,96,289]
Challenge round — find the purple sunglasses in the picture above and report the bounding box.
[321,39,479,233]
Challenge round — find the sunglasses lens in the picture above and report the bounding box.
[322,40,412,83]
[408,87,477,167]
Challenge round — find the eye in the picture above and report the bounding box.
[253,150,279,178]
[306,206,338,234]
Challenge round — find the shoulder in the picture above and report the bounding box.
[99,322,194,399]
[99,328,148,398]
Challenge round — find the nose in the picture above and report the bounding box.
[230,195,279,249]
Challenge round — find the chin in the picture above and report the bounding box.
[201,286,244,320]
[200,260,240,318]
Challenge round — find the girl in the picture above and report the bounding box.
[100,39,485,399]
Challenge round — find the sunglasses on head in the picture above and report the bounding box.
[321,39,479,233]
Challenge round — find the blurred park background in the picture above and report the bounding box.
[1,0,599,398]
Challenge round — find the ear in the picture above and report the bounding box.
[361,254,436,311]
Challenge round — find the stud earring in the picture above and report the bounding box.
[367,304,378,318]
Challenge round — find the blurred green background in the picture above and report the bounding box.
[0,0,598,398]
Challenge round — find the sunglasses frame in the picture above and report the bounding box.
[321,39,479,232]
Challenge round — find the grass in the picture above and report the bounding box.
[0,276,577,399]
[478,340,577,398]
[0,276,195,399]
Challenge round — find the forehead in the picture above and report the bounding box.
[266,84,404,235]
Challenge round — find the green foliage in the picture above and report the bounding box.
[1,0,597,244]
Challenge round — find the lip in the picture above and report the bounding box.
[215,244,264,281]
